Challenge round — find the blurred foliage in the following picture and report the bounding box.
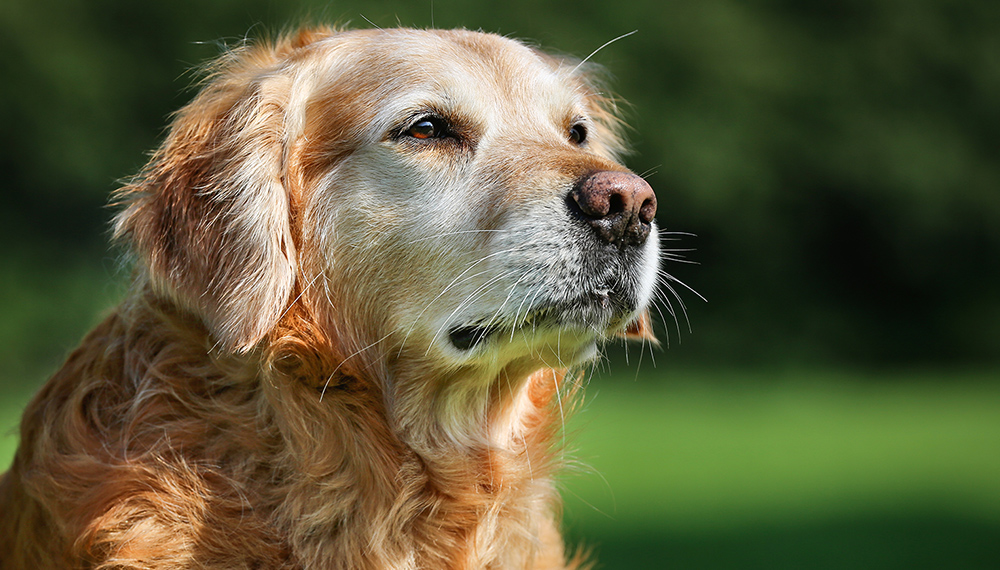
[2,0,999,383]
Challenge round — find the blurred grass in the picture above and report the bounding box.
[558,368,1000,568]
[564,370,1000,527]
[3,365,998,568]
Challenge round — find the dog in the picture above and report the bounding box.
[0,27,660,569]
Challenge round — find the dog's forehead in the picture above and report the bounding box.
[418,29,572,92]
[314,29,584,116]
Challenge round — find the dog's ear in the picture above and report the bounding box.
[620,310,658,344]
[114,51,296,352]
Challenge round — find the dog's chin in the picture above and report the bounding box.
[446,323,602,367]
[444,290,638,365]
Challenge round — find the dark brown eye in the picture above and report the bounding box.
[407,116,447,139]
[569,123,587,145]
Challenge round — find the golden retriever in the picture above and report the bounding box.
[0,26,659,569]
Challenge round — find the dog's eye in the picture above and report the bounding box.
[407,116,448,140]
[569,123,588,145]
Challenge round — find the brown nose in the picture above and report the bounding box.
[569,171,657,247]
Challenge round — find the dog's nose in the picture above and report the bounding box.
[569,171,657,247]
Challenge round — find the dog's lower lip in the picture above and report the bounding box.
[449,292,621,351]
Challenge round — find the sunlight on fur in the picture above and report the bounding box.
[0,26,664,569]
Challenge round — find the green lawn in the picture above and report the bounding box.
[3,368,999,568]
[560,369,1000,568]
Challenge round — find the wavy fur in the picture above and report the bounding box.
[0,27,657,569]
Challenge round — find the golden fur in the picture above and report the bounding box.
[0,27,659,569]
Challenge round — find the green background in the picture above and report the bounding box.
[2,0,998,567]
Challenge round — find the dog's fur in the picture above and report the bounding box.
[0,27,660,569]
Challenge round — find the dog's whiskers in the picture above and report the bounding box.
[510,283,547,343]
[571,30,638,76]
[482,268,535,336]
[638,166,660,180]
[395,244,531,356]
[422,269,523,357]
[320,331,395,401]
[397,267,498,355]
[401,228,509,246]
[278,272,324,321]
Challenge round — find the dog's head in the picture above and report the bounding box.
[114,28,659,380]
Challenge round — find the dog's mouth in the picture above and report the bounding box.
[448,323,503,351]
[447,290,632,351]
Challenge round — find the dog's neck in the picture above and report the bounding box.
[376,344,569,457]
[258,321,570,567]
